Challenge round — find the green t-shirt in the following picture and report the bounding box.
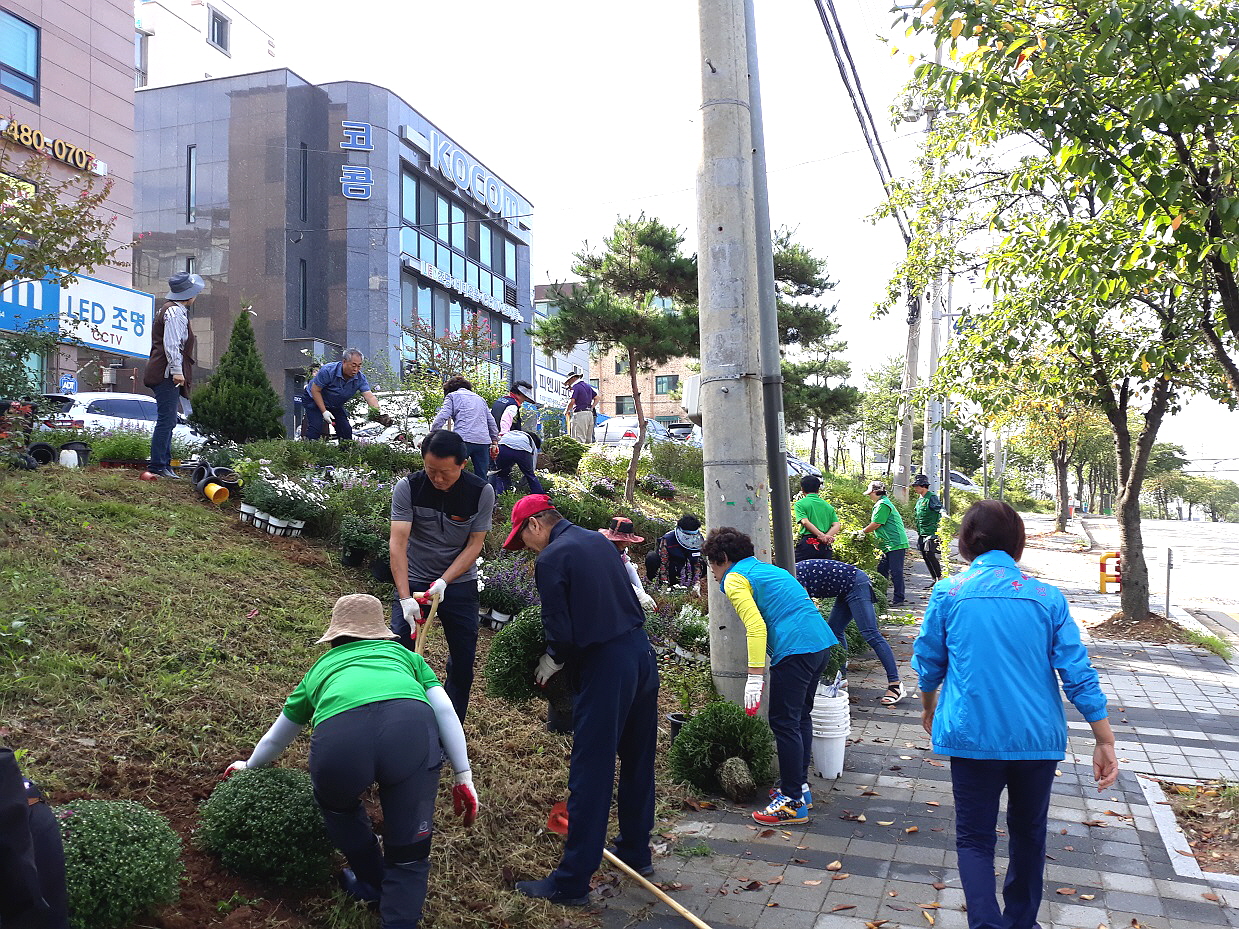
[792,494,838,541]
[914,491,943,535]
[870,496,910,552]
[283,640,441,728]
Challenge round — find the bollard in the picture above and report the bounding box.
[1099,551,1121,593]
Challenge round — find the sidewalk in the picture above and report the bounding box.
[599,557,1239,929]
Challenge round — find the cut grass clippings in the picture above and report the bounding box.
[0,467,696,929]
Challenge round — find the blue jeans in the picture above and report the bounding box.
[950,757,1058,929]
[303,403,353,440]
[877,547,907,603]
[490,446,543,497]
[767,649,827,803]
[391,580,479,721]
[465,442,492,478]
[827,574,899,683]
[149,377,181,471]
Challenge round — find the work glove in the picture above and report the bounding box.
[490,444,499,460]
[851,530,868,543]
[534,652,565,687]
[400,597,428,626]
[222,760,247,780]
[636,589,657,611]
[321,409,335,424]
[417,578,448,602]
[744,673,764,716]
[452,770,479,827]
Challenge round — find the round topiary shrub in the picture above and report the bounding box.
[57,799,183,929]
[669,701,775,794]
[484,607,574,712]
[197,767,334,886]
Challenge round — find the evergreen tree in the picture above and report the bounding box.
[189,310,285,442]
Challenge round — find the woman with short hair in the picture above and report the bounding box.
[430,376,500,477]
[913,500,1117,929]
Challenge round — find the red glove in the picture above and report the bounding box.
[452,773,478,827]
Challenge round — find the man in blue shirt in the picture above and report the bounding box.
[302,349,386,440]
[504,494,659,906]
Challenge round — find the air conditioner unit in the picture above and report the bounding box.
[680,374,701,426]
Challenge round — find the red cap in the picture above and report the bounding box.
[502,494,556,550]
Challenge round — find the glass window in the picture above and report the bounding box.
[478,225,492,269]
[185,145,197,224]
[436,242,450,272]
[207,8,230,53]
[433,289,450,338]
[501,320,513,366]
[298,259,308,330]
[504,239,517,283]
[615,357,629,375]
[491,275,505,301]
[419,233,435,263]
[299,143,309,222]
[491,232,504,277]
[185,256,196,274]
[615,396,635,415]
[589,379,599,390]
[402,171,418,226]
[135,30,149,89]
[655,374,679,395]
[466,218,479,261]
[451,251,465,282]
[450,203,465,251]
[466,261,479,289]
[0,12,38,102]
[401,276,415,329]
[448,298,463,336]
[479,269,491,297]
[399,226,417,257]
[436,195,449,241]
[418,283,433,327]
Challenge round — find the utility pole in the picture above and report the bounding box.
[697,0,771,705]
[890,292,921,503]
[923,274,948,494]
[745,0,793,572]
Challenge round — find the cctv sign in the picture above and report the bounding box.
[0,270,155,359]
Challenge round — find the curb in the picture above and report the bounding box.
[1136,774,1239,889]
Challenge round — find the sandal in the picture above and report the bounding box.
[880,682,904,706]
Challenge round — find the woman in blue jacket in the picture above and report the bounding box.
[912,501,1117,929]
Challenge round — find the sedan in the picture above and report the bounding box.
[37,392,206,447]
[594,416,676,446]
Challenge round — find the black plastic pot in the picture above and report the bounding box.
[546,701,575,734]
[27,442,56,466]
[58,440,91,466]
[342,547,366,568]
[369,557,395,585]
[667,711,690,745]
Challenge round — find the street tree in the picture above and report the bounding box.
[189,308,285,443]
[855,358,904,478]
[532,215,697,502]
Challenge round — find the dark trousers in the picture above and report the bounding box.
[767,649,828,802]
[392,580,479,721]
[490,446,543,497]
[149,377,181,471]
[950,758,1058,929]
[465,442,491,477]
[310,700,441,929]
[304,403,354,441]
[917,533,943,581]
[553,628,659,897]
[827,575,899,682]
[876,547,907,603]
[794,538,833,563]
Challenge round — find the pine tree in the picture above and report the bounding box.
[189,310,285,442]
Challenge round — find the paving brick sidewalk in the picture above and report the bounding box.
[595,570,1239,929]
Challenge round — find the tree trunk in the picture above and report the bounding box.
[1116,488,1152,621]
[809,421,819,466]
[820,425,830,472]
[1053,441,1070,532]
[624,347,644,504]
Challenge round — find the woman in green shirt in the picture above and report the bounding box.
[226,594,478,929]
[861,480,910,605]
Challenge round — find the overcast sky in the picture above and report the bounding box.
[264,0,1237,476]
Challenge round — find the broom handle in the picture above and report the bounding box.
[413,595,441,656]
[602,849,714,929]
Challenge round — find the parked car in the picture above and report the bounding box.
[666,422,696,441]
[594,416,676,446]
[948,469,982,494]
[35,392,206,447]
[785,451,822,477]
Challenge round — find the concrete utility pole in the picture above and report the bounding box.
[922,273,950,494]
[890,292,921,503]
[745,0,793,572]
[697,0,771,705]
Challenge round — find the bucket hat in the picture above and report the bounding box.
[165,271,205,302]
[316,594,398,644]
[911,474,930,488]
[599,516,644,544]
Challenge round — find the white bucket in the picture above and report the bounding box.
[58,449,80,468]
[812,733,847,778]
[812,725,850,739]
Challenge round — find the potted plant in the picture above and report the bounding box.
[263,475,327,537]
[661,657,716,744]
[675,608,710,663]
[91,430,153,469]
[483,608,573,733]
[478,552,538,627]
[339,514,383,568]
[241,479,275,533]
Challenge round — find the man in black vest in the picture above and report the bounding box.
[389,430,494,720]
[142,271,201,479]
[490,380,535,436]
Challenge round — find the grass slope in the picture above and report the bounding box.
[0,468,690,929]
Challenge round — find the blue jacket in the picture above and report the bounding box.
[912,551,1108,760]
[724,557,836,666]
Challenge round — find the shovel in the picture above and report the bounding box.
[544,802,713,929]
[413,593,441,656]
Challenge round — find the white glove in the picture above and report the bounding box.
[636,588,657,611]
[744,673,764,715]
[321,409,335,424]
[225,760,247,775]
[535,652,565,687]
[852,530,868,542]
[418,578,448,602]
[399,597,425,627]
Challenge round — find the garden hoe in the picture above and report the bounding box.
[413,592,441,656]
[545,801,713,929]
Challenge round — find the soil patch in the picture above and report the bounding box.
[1024,530,1089,552]
[1160,781,1239,876]
[1087,611,1190,644]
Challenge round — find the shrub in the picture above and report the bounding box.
[89,430,154,462]
[340,513,387,556]
[638,473,677,500]
[547,485,615,531]
[669,701,775,793]
[189,311,285,443]
[483,607,545,705]
[541,435,588,474]
[58,799,182,929]
[197,767,334,886]
[659,654,717,715]
[358,441,421,474]
[590,476,619,498]
[578,443,653,483]
[676,607,709,653]
[650,441,704,488]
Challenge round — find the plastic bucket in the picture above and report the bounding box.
[812,733,847,778]
[200,481,229,504]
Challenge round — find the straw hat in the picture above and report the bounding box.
[599,516,644,544]
[316,594,398,644]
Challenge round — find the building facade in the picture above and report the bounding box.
[135,0,277,90]
[0,0,143,390]
[132,68,533,432]
[531,283,590,408]
[595,348,694,423]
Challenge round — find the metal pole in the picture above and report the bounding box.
[1165,547,1173,619]
[744,0,793,572]
[697,0,772,705]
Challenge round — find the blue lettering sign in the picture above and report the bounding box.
[341,121,374,151]
[131,310,145,337]
[112,306,129,332]
[340,166,372,200]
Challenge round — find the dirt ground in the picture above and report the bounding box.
[1160,782,1239,876]
[1087,610,1187,644]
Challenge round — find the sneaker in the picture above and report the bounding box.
[605,846,655,877]
[514,876,590,906]
[769,785,813,809]
[752,792,809,826]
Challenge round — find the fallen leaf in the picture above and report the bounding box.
[878,820,895,826]
[743,880,764,891]
[931,882,946,890]
[831,873,850,881]
[768,876,783,885]
[862,790,880,796]
[1065,846,1074,851]
[900,755,913,760]
[1082,820,1106,828]
[791,857,808,864]
[919,902,941,908]
[1203,892,1220,902]
[758,829,775,838]
[831,904,855,911]
[1056,887,1076,895]
[888,890,899,896]
[1080,894,1095,900]
[826,860,843,871]
[906,826,919,834]
[803,879,822,886]
[765,901,779,907]
[924,913,935,926]
[925,800,940,806]
[928,760,945,767]
[865,922,890,929]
